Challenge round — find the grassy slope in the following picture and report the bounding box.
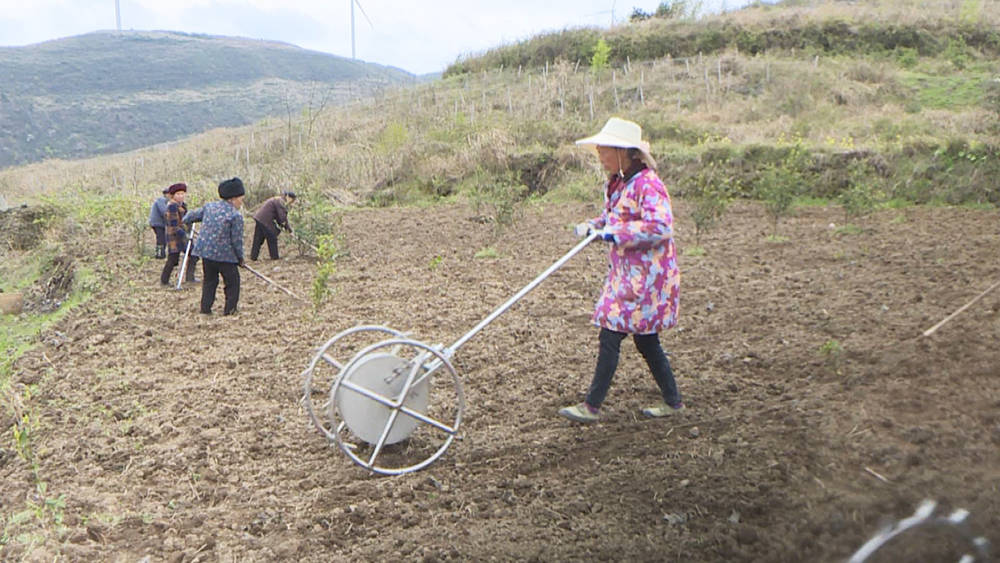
[0,31,414,167]
[1,0,998,210]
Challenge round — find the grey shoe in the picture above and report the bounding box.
[641,402,685,418]
[558,403,599,423]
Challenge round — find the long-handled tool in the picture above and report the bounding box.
[288,230,319,253]
[241,263,306,302]
[302,231,600,475]
[922,278,1000,337]
[175,225,197,291]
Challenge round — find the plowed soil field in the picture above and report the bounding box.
[3,200,998,561]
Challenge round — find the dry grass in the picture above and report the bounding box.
[714,0,998,27]
[1,0,996,210]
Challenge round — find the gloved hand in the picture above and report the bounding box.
[573,223,591,238]
[238,258,246,267]
[595,230,616,244]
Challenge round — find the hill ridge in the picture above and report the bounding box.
[0,30,414,167]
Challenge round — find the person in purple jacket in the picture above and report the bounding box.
[558,117,684,423]
[183,178,246,315]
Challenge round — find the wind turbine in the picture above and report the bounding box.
[115,0,121,33]
[350,0,373,60]
[585,0,618,27]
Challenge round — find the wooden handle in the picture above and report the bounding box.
[922,279,1000,337]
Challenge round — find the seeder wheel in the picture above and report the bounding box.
[302,326,407,440]
[329,338,464,475]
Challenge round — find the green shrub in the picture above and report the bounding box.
[655,1,693,20]
[839,160,884,221]
[681,162,736,245]
[590,39,610,74]
[310,234,338,314]
[753,142,809,235]
[819,339,843,374]
[757,164,799,235]
[469,170,527,237]
[894,46,919,69]
[289,194,340,255]
[959,0,983,25]
[944,36,971,70]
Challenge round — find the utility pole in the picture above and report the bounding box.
[349,0,372,60]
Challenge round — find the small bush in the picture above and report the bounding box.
[819,339,844,374]
[310,234,338,314]
[753,143,808,235]
[839,160,884,221]
[757,164,799,235]
[469,170,528,237]
[894,46,919,69]
[590,39,610,74]
[681,162,736,245]
[289,194,340,255]
[943,36,971,70]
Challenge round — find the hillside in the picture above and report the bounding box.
[1,0,999,559]
[0,30,414,167]
[445,1,1000,75]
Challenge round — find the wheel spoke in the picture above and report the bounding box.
[321,353,343,370]
[340,378,397,408]
[366,408,402,467]
[397,404,456,434]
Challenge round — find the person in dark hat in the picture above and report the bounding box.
[159,183,198,286]
[148,187,170,259]
[183,178,246,315]
[250,191,296,260]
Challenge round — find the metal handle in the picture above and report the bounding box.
[448,231,599,353]
[175,225,197,290]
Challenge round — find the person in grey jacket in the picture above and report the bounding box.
[183,178,246,315]
[148,188,169,259]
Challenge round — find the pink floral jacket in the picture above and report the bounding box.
[588,168,680,334]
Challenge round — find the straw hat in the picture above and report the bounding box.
[575,117,657,169]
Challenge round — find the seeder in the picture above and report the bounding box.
[849,499,990,562]
[302,231,600,475]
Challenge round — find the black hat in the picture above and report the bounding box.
[218,177,245,199]
[162,187,170,194]
[283,191,297,199]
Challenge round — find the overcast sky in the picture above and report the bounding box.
[0,1,754,75]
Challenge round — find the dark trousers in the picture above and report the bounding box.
[250,220,279,260]
[200,259,240,315]
[160,252,198,285]
[151,226,166,257]
[151,226,166,245]
[585,328,681,409]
